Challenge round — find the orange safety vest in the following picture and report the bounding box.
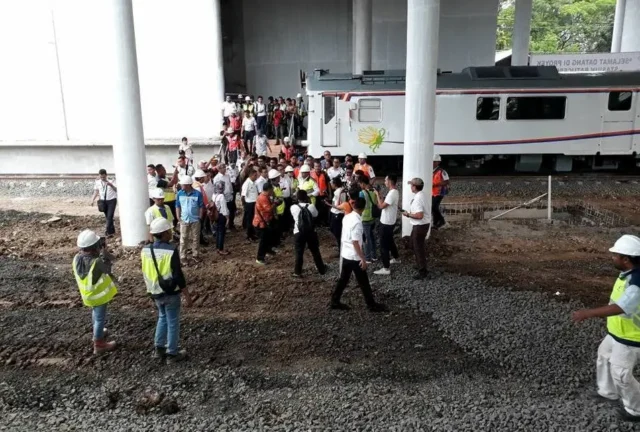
[354,163,372,178]
[432,168,448,197]
[310,171,329,196]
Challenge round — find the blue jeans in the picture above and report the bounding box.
[154,294,181,355]
[363,221,377,261]
[92,304,107,340]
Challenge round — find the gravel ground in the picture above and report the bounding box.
[1,176,639,199]
[1,263,633,431]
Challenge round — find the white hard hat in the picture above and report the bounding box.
[358,153,367,159]
[245,96,251,101]
[180,175,193,185]
[150,218,172,235]
[296,93,302,98]
[609,235,640,256]
[285,165,294,173]
[284,137,290,143]
[77,229,100,248]
[433,154,442,162]
[268,169,280,180]
[151,188,165,199]
[226,127,234,134]
[238,94,243,98]
[300,165,311,173]
[193,169,206,179]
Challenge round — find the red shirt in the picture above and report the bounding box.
[273,110,284,127]
[230,117,241,131]
[282,145,294,160]
[228,135,241,151]
[253,193,274,228]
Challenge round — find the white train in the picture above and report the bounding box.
[301,66,640,172]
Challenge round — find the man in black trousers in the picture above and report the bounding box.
[330,197,388,312]
[291,190,326,278]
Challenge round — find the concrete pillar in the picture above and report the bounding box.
[621,0,640,52]
[204,0,225,125]
[401,0,439,237]
[611,0,626,52]
[105,0,149,246]
[511,0,533,66]
[352,0,372,75]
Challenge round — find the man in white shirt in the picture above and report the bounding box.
[373,175,401,275]
[326,158,345,181]
[241,168,259,241]
[213,164,236,231]
[91,169,118,236]
[290,190,326,278]
[402,177,431,280]
[280,165,294,233]
[330,197,387,313]
[222,95,237,126]
[254,130,271,156]
[147,164,159,203]
[242,111,257,153]
[176,156,195,180]
[254,95,268,135]
[212,181,230,255]
[255,167,268,193]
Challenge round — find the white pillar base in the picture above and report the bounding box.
[352,0,372,75]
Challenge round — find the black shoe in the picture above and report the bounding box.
[413,272,429,280]
[329,302,351,311]
[587,389,619,405]
[617,406,640,422]
[166,350,188,365]
[318,265,327,276]
[152,346,166,359]
[368,303,389,313]
[199,240,209,246]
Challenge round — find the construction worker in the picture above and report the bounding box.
[144,188,174,242]
[572,235,640,421]
[176,176,204,261]
[72,229,118,354]
[402,177,431,280]
[141,218,193,364]
[354,153,375,179]
[432,154,450,229]
[298,164,319,205]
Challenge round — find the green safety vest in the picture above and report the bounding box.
[149,205,174,229]
[299,178,316,205]
[72,257,117,307]
[361,190,377,222]
[140,246,179,296]
[273,187,286,216]
[608,276,640,344]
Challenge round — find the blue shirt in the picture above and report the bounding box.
[176,189,203,223]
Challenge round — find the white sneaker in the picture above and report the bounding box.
[390,258,401,264]
[374,268,391,275]
[366,261,373,265]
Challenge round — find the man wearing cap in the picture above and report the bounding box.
[141,218,193,364]
[193,170,211,246]
[280,165,295,233]
[402,178,431,280]
[213,164,237,231]
[73,229,118,354]
[298,164,319,205]
[354,153,375,180]
[145,188,174,242]
[432,154,450,229]
[573,235,640,421]
[242,95,255,116]
[222,95,237,126]
[175,176,204,261]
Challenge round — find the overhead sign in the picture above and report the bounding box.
[529,52,640,73]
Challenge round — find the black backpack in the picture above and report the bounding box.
[297,205,315,234]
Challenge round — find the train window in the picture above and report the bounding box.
[506,96,566,120]
[323,96,335,125]
[358,98,382,122]
[608,92,632,111]
[476,97,500,120]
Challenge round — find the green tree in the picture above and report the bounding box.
[497,0,616,53]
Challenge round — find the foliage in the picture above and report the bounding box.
[496,0,617,53]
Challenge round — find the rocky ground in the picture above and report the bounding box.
[0,184,639,430]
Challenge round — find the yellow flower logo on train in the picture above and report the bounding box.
[358,127,386,153]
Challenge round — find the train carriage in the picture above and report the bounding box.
[301,66,640,173]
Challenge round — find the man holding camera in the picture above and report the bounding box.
[141,218,193,364]
[72,229,118,355]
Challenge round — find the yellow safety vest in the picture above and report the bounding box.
[299,178,316,205]
[161,179,176,202]
[72,257,117,307]
[608,276,640,344]
[141,246,179,296]
[273,187,286,216]
[149,205,174,231]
